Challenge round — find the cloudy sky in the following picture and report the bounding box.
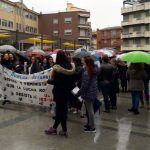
[11,0,124,30]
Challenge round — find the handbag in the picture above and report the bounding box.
[93,98,102,114]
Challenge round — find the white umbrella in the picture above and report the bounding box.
[26,46,41,52]
[0,45,16,52]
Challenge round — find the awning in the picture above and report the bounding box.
[63,42,82,47]
[0,34,10,38]
[25,38,56,44]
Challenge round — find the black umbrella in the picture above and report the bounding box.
[14,50,30,62]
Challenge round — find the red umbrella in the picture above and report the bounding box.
[53,49,61,53]
[95,49,115,57]
[26,49,45,57]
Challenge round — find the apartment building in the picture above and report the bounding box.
[91,31,97,49]
[97,26,122,50]
[0,0,39,36]
[38,3,91,49]
[121,0,150,51]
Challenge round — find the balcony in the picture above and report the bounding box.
[144,17,150,23]
[78,36,90,40]
[78,21,91,28]
[132,18,145,25]
[78,13,90,18]
[135,31,145,37]
[133,4,145,11]
[121,7,133,14]
[145,31,150,37]
[145,45,150,51]
[121,44,146,51]
[121,32,133,38]
[121,4,145,14]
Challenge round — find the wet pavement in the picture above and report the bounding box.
[0,92,150,150]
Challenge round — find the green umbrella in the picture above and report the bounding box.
[121,51,150,63]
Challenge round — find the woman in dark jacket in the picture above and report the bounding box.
[1,53,11,69]
[45,50,75,137]
[77,56,98,132]
[28,57,41,74]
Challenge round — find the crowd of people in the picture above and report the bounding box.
[0,50,150,137]
[0,51,55,74]
[43,50,150,137]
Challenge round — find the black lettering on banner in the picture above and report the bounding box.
[16,92,32,98]
[17,86,21,89]
[23,87,36,92]
[39,89,45,92]
[6,83,14,88]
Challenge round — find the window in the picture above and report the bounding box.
[111,30,116,37]
[53,30,59,36]
[33,15,37,21]
[8,21,13,28]
[80,30,86,36]
[80,17,86,24]
[64,17,72,23]
[26,25,30,32]
[146,38,150,45]
[30,27,34,33]
[53,19,58,24]
[134,39,142,47]
[133,26,141,32]
[123,28,129,34]
[33,28,37,33]
[0,1,14,13]
[123,40,129,47]
[123,15,129,22]
[134,12,141,20]
[2,19,7,27]
[146,24,150,31]
[104,40,107,44]
[146,10,150,17]
[103,31,107,37]
[25,12,29,18]
[64,29,72,35]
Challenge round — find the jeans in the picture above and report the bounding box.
[100,83,111,110]
[131,91,141,110]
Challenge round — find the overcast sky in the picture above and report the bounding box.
[11,0,124,30]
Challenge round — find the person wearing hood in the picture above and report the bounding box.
[127,63,146,115]
[45,50,75,137]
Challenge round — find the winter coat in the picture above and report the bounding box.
[47,63,76,102]
[127,69,146,91]
[77,71,98,101]
[29,63,41,74]
[98,63,115,84]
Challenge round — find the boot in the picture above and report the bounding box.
[140,100,144,108]
[134,109,139,115]
[128,107,134,112]
[146,102,150,110]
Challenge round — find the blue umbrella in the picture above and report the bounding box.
[74,48,88,54]
[74,48,91,58]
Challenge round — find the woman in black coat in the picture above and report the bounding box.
[45,50,75,137]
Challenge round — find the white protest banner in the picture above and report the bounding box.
[0,64,53,107]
